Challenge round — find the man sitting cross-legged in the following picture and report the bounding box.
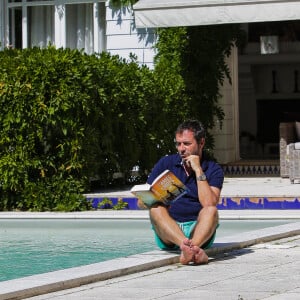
[137,119,224,265]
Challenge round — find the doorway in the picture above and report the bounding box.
[238,21,300,160]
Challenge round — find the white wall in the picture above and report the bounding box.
[0,1,6,50]
[211,46,240,164]
[106,5,156,69]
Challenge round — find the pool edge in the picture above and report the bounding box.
[0,210,299,220]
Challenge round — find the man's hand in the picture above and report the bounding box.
[184,155,201,173]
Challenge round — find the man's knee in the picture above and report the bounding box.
[149,204,169,221]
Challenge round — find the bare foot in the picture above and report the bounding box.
[191,246,208,265]
[179,238,194,265]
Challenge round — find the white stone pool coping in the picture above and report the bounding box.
[0,209,299,220]
[0,212,299,300]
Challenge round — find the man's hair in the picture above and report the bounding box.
[175,119,206,144]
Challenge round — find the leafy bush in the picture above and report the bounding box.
[154,25,246,152]
[0,47,96,210]
[0,47,188,210]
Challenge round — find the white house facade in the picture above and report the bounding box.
[0,1,156,69]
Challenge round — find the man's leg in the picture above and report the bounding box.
[190,206,219,264]
[150,205,195,264]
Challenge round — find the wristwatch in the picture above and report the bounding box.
[197,174,207,181]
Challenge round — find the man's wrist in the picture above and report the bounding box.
[196,173,207,181]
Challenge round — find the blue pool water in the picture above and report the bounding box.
[0,219,296,282]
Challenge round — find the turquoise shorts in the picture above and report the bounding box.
[153,220,217,250]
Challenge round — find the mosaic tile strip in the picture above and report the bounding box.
[86,196,300,210]
[222,164,280,176]
[218,197,300,209]
[87,197,139,210]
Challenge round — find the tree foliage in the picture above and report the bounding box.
[154,25,246,151]
[0,47,93,210]
[0,47,187,210]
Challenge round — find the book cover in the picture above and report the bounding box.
[130,170,188,207]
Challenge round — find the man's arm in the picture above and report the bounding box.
[184,155,221,207]
[195,172,221,207]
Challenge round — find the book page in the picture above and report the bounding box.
[130,170,188,207]
[130,183,151,192]
[151,170,188,203]
[131,190,160,207]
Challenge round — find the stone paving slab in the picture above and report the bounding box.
[221,177,299,197]
[25,235,300,300]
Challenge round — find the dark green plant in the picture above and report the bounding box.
[154,25,246,152]
[97,198,113,209]
[0,47,94,210]
[109,0,135,7]
[96,198,129,210]
[84,51,179,181]
[20,175,89,211]
[113,198,129,210]
[0,46,190,210]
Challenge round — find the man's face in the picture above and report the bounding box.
[175,129,204,160]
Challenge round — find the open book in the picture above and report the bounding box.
[130,170,188,208]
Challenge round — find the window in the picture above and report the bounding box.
[66,3,93,52]
[6,0,106,53]
[28,5,54,48]
[9,6,22,48]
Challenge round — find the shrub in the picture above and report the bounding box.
[0,47,94,210]
[0,47,188,210]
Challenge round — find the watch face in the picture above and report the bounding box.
[197,174,206,181]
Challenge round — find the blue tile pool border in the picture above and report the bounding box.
[85,196,300,210]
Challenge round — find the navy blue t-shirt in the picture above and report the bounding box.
[147,153,224,222]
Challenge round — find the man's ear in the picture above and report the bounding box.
[199,137,205,148]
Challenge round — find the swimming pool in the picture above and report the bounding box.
[0,219,297,282]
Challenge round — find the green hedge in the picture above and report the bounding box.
[0,47,187,211]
